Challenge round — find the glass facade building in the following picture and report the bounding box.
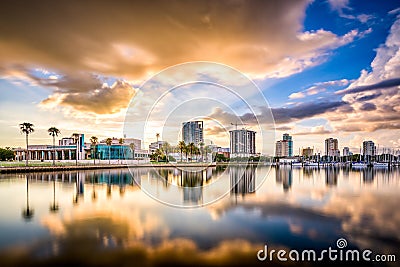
[92,144,133,160]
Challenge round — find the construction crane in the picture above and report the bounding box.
[230,122,247,130]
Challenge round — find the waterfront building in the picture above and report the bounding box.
[283,133,293,156]
[324,138,340,157]
[14,143,91,161]
[15,133,89,161]
[275,140,289,157]
[343,147,352,156]
[14,134,148,161]
[275,133,293,157]
[229,129,256,157]
[149,141,165,154]
[217,147,230,159]
[302,147,314,158]
[363,141,375,156]
[182,121,204,145]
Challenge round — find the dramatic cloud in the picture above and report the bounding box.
[289,79,350,99]
[271,101,347,124]
[204,126,228,137]
[327,17,400,134]
[40,80,136,114]
[336,78,400,95]
[0,0,363,81]
[208,100,347,127]
[293,125,332,135]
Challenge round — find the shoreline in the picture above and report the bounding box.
[0,162,218,173]
[0,161,267,174]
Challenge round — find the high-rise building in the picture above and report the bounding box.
[363,141,375,156]
[229,129,256,157]
[325,138,340,157]
[182,121,204,145]
[343,147,352,156]
[275,133,293,157]
[275,140,289,157]
[282,133,293,156]
[302,147,314,157]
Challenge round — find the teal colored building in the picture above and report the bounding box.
[91,144,133,160]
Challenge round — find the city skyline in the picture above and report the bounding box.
[0,1,399,155]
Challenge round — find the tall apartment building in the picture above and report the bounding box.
[283,133,293,157]
[363,141,375,156]
[276,140,289,157]
[182,121,204,145]
[275,133,293,157]
[343,147,352,156]
[325,138,340,157]
[229,129,256,157]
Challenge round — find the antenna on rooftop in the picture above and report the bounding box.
[230,121,247,130]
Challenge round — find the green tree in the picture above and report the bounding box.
[178,141,186,162]
[106,138,112,164]
[90,136,98,165]
[199,142,205,162]
[161,142,171,162]
[19,122,34,166]
[0,148,14,161]
[188,142,196,162]
[48,127,60,166]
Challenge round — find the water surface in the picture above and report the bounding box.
[0,166,399,266]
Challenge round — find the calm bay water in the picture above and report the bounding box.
[0,166,399,266]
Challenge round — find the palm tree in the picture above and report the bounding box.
[106,138,112,164]
[71,133,80,166]
[204,145,212,162]
[118,138,124,163]
[19,122,34,166]
[184,144,189,162]
[199,142,205,162]
[188,143,196,162]
[90,136,98,165]
[48,127,60,166]
[161,142,171,162]
[156,133,160,143]
[178,141,186,162]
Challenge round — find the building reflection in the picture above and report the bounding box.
[230,166,256,196]
[275,166,292,192]
[182,170,204,204]
[362,168,374,184]
[325,167,338,186]
[74,172,85,204]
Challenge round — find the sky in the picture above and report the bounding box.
[0,0,399,155]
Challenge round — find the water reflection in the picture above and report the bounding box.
[49,177,59,213]
[362,168,375,183]
[275,166,293,191]
[230,166,256,197]
[21,175,34,221]
[325,167,338,187]
[0,166,399,267]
